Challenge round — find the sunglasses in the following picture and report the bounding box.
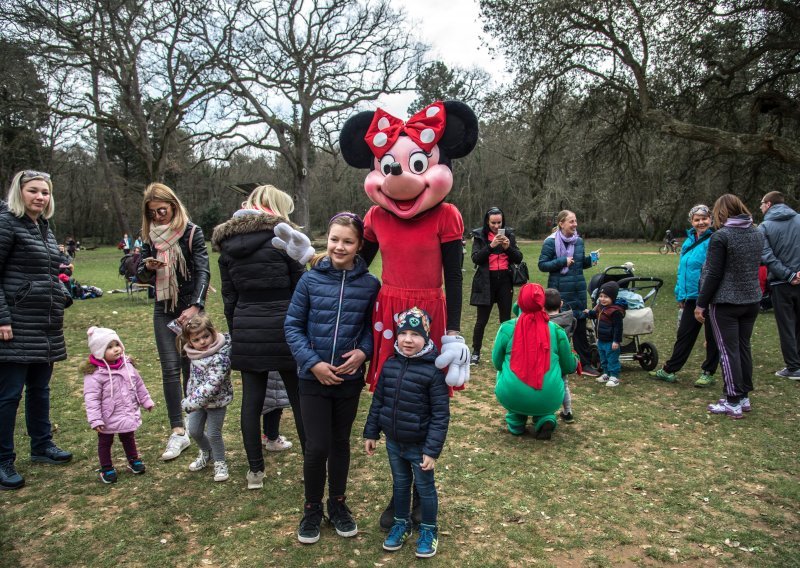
[147,206,170,219]
[22,170,51,181]
[487,207,502,215]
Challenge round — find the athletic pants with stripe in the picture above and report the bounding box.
[707,302,759,403]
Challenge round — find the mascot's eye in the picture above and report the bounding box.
[409,152,429,174]
[380,155,395,175]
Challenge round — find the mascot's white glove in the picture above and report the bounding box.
[271,222,315,265]
[435,335,470,388]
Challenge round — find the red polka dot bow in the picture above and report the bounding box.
[364,101,447,159]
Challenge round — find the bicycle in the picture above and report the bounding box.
[658,238,680,255]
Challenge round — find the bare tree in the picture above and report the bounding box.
[480,0,800,164]
[199,0,425,231]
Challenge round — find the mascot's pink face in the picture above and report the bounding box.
[364,136,453,220]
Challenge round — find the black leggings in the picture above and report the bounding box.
[300,380,362,503]
[472,270,513,354]
[241,370,303,472]
[664,299,719,374]
[153,302,190,429]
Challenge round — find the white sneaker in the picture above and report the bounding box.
[161,432,190,461]
[246,470,265,490]
[595,373,609,384]
[605,376,620,387]
[188,450,210,471]
[213,461,229,482]
[264,435,293,452]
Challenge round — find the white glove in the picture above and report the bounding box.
[435,335,470,388]
[272,222,315,265]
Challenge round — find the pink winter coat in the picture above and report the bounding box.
[83,357,154,433]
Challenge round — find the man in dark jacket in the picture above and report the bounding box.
[759,191,800,379]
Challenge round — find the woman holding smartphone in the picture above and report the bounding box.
[137,183,210,461]
[469,206,523,365]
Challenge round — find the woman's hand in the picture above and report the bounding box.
[311,362,344,385]
[566,256,575,267]
[694,306,706,323]
[177,305,200,326]
[365,439,377,456]
[144,258,164,271]
[678,301,685,309]
[0,325,12,341]
[334,349,366,376]
[490,236,503,248]
[498,236,510,250]
[420,455,436,471]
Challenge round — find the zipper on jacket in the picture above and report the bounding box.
[330,269,347,364]
[391,358,409,435]
[35,220,54,358]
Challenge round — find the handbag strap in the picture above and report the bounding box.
[682,231,711,255]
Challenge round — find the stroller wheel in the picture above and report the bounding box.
[638,342,658,371]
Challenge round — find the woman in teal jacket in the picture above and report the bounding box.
[650,204,719,387]
[493,283,577,440]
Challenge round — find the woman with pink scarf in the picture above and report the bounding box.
[537,210,599,376]
[137,183,210,461]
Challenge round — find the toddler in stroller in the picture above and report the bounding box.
[585,264,663,374]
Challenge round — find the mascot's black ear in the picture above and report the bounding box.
[439,101,479,160]
[340,111,376,169]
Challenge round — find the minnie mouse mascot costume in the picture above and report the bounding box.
[339,100,478,391]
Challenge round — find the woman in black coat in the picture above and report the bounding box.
[211,184,306,489]
[469,207,523,365]
[0,171,74,490]
[137,183,210,462]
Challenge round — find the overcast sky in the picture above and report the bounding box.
[376,0,511,116]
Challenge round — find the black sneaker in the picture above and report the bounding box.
[298,502,324,544]
[559,411,575,424]
[327,496,358,537]
[580,365,600,377]
[30,445,73,464]
[469,353,480,366]
[127,458,146,474]
[98,467,117,484]
[535,421,556,440]
[0,460,24,490]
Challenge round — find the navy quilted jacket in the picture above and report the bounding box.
[363,348,450,459]
[0,207,71,363]
[285,255,380,381]
[538,234,593,311]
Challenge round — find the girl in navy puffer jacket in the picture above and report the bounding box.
[285,212,380,545]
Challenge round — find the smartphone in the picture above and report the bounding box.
[497,228,506,237]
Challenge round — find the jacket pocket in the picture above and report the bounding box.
[12,281,32,305]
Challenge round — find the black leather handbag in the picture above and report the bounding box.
[509,261,529,287]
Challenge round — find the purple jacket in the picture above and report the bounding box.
[83,357,154,433]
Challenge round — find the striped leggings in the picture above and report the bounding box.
[707,302,760,403]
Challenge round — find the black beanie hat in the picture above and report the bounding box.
[599,281,619,302]
[396,307,432,342]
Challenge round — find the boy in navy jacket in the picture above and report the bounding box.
[585,281,627,387]
[364,307,449,559]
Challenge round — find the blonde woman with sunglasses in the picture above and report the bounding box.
[0,170,74,490]
[137,183,210,461]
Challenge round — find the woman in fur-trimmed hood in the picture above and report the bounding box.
[211,184,307,480]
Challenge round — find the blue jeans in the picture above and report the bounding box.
[385,438,438,525]
[0,363,54,462]
[597,341,620,377]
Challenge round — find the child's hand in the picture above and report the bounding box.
[420,455,436,471]
[94,425,105,432]
[311,362,344,385]
[365,439,377,456]
[612,342,619,350]
[334,349,366,376]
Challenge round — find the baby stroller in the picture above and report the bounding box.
[586,264,663,372]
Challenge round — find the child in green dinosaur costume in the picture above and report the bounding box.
[492,283,577,439]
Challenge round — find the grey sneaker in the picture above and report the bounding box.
[0,460,24,490]
[213,461,229,482]
[161,432,190,461]
[775,367,800,380]
[595,373,609,384]
[718,397,751,412]
[188,450,210,472]
[246,469,265,489]
[605,376,620,387]
[707,400,743,419]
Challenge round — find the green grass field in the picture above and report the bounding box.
[1,241,798,567]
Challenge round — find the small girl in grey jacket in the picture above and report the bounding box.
[179,313,233,482]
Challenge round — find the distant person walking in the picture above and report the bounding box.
[695,194,764,419]
[137,183,210,461]
[0,170,74,491]
[537,210,599,376]
[758,191,800,380]
[468,206,523,366]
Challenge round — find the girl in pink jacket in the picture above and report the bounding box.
[81,326,154,484]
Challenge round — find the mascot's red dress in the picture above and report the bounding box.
[339,101,479,389]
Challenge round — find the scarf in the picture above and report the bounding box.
[149,224,188,312]
[555,229,579,275]
[183,332,226,361]
[510,283,551,389]
[724,215,753,229]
